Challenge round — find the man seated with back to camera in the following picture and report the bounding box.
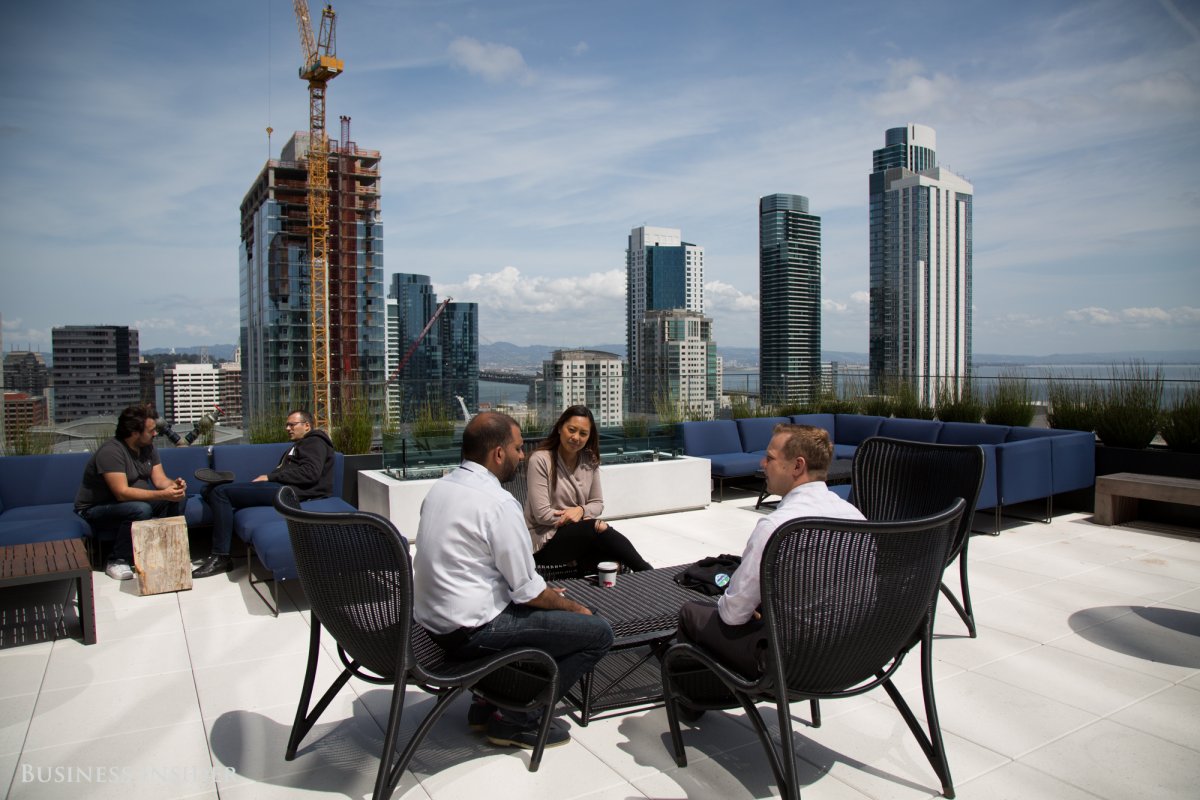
[74,404,189,581]
[413,411,614,751]
[191,409,335,579]
[676,423,865,679]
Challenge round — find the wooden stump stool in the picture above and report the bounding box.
[131,516,192,595]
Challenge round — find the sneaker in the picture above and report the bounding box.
[105,559,134,581]
[485,715,570,750]
[467,699,496,732]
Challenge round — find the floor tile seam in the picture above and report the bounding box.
[785,738,944,799]
[178,595,223,789]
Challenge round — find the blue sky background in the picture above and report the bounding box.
[1,0,1197,356]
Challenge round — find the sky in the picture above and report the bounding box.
[1,0,1198,357]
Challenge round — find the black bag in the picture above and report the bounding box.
[674,554,742,596]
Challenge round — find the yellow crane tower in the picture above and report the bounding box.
[292,1,342,430]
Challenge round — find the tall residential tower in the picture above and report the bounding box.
[759,194,822,406]
[869,124,973,404]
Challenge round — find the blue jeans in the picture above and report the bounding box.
[454,604,614,722]
[77,500,183,562]
[207,481,284,556]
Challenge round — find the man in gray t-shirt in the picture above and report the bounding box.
[74,404,187,580]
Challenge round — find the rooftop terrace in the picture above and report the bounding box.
[2,493,1198,799]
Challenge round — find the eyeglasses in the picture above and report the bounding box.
[285,421,307,428]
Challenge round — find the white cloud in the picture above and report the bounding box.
[447,37,533,84]
[850,291,869,305]
[572,41,589,56]
[822,299,847,313]
[439,266,623,314]
[1064,306,1200,326]
[704,281,758,312]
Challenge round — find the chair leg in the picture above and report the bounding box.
[286,618,355,760]
[809,698,821,728]
[528,700,555,772]
[378,686,468,798]
[738,696,792,800]
[662,676,688,767]
[881,628,955,798]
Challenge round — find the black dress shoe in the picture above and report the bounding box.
[192,555,233,579]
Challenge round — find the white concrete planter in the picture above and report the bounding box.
[357,455,711,542]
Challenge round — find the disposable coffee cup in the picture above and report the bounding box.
[597,561,619,588]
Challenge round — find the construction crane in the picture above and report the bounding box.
[292,1,343,430]
[387,298,453,383]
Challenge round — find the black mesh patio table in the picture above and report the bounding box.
[549,564,714,725]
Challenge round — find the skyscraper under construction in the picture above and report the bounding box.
[238,121,385,425]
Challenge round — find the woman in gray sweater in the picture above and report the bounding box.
[524,405,652,577]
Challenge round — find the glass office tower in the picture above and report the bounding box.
[759,194,822,406]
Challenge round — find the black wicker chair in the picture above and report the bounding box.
[849,436,986,637]
[660,501,966,800]
[274,488,561,800]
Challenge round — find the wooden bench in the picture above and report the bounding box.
[1094,472,1200,526]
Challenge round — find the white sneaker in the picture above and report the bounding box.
[105,559,134,581]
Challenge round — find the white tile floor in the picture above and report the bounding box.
[2,495,1198,799]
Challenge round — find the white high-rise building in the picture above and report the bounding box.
[625,226,704,413]
[542,350,624,428]
[637,309,717,421]
[869,124,973,405]
[163,364,221,426]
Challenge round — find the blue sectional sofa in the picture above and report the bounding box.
[680,414,1096,530]
[0,443,356,612]
[0,448,213,547]
[210,443,353,614]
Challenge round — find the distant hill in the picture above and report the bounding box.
[143,344,238,361]
[151,343,1198,373]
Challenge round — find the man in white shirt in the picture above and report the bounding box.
[413,412,614,750]
[677,424,864,678]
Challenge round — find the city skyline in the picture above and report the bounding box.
[2,0,1197,356]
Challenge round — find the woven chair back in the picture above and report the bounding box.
[276,488,412,679]
[760,502,963,695]
[851,436,984,563]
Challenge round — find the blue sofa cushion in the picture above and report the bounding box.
[1006,427,1096,494]
[245,498,356,582]
[939,422,1011,445]
[996,438,1053,506]
[735,417,789,454]
[878,418,943,443]
[233,505,281,544]
[247,520,298,581]
[834,414,885,445]
[706,452,764,478]
[834,443,858,461]
[0,514,92,545]
[680,421,743,458]
[211,443,292,482]
[0,452,91,511]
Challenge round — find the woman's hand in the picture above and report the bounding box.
[594,519,609,533]
[554,506,585,526]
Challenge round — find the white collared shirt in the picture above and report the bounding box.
[413,461,548,634]
[717,481,866,626]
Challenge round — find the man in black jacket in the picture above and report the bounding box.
[192,409,335,579]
